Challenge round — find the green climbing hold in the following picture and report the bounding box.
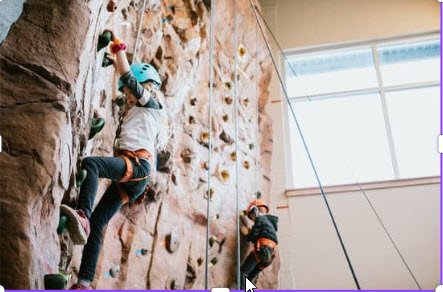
[89,117,105,139]
[57,215,68,234]
[97,31,112,52]
[44,273,68,290]
[102,52,113,68]
[76,169,87,188]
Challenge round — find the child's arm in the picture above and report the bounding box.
[107,30,161,109]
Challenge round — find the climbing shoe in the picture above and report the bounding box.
[60,205,90,245]
[88,117,105,140]
[69,283,92,290]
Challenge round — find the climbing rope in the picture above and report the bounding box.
[248,0,362,289]
[233,0,242,288]
[205,0,216,289]
[132,0,148,64]
[251,4,311,101]
[254,3,260,207]
[339,154,422,289]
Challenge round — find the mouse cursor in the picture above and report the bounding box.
[245,277,256,292]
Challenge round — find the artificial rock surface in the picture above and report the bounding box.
[0,0,277,289]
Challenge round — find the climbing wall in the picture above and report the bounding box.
[0,0,276,289]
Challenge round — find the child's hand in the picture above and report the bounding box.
[240,226,250,236]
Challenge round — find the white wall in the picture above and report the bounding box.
[259,0,440,289]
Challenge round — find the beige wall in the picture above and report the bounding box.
[261,0,439,49]
[259,0,440,289]
[277,183,439,289]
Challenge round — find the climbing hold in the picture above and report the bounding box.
[166,276,182,290]
[75,169,87,188]
[205,188,214,200]
[256,191,262,199]
[243,160,250,170]
[219,170,230,182]
[243,98,250,107]
[185,262,197,289]
[57,215,68,234]
[222,114,229,122]
[121,8,128,20]
[208,236,217,247]
[162,15,174,24]
[224,82,232,91]
[219,130,233,144]
[97,31,112,52]
[202,161,209,170]
[136,248,150,256]
[109,265,120,278]
[197,257,203,266]
[190,10,199,26]
[209,257,218,266]
[230,151,237,161]
[188,116,196,124]
[165,230,180,253]
[212,214,220,220]
[249,143,254,150]
[101,52,113,67]
[224,96,233,105]
[157,151,171,173]
[190,97,197,106]
[107,0,117,12]
[181,149,194,164]
[171,173,178,186]
[200,132,209,144]
[44,273,69,290]
[89,117,105,140]
[238,44,247,59]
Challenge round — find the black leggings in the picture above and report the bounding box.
[77,156,150,282]
[240,246,274,289]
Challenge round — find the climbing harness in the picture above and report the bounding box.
[205,0,216,289]
[248,0,362,289]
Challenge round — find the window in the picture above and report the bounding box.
[285,35,440,189]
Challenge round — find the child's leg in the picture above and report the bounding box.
[75,161,150,286]
[249,246,274,283]
[77,156,127,218]
[240,252,260,289]
[77,182,123,284]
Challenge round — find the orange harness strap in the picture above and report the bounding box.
[256,237,277,251]
[114,149,153,203]
[115,149,152,183]
[253,237,278,264]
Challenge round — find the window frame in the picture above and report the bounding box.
[282,31,440,191]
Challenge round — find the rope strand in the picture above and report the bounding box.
[233,0,241,289]
[132,0,148,64]
[205,0,216,289]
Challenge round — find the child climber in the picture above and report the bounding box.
[60,30,169,290]
[240,199,279,289]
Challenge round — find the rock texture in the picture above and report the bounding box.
[0,0,276,289]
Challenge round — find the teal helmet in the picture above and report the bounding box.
[118,63,161,91]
